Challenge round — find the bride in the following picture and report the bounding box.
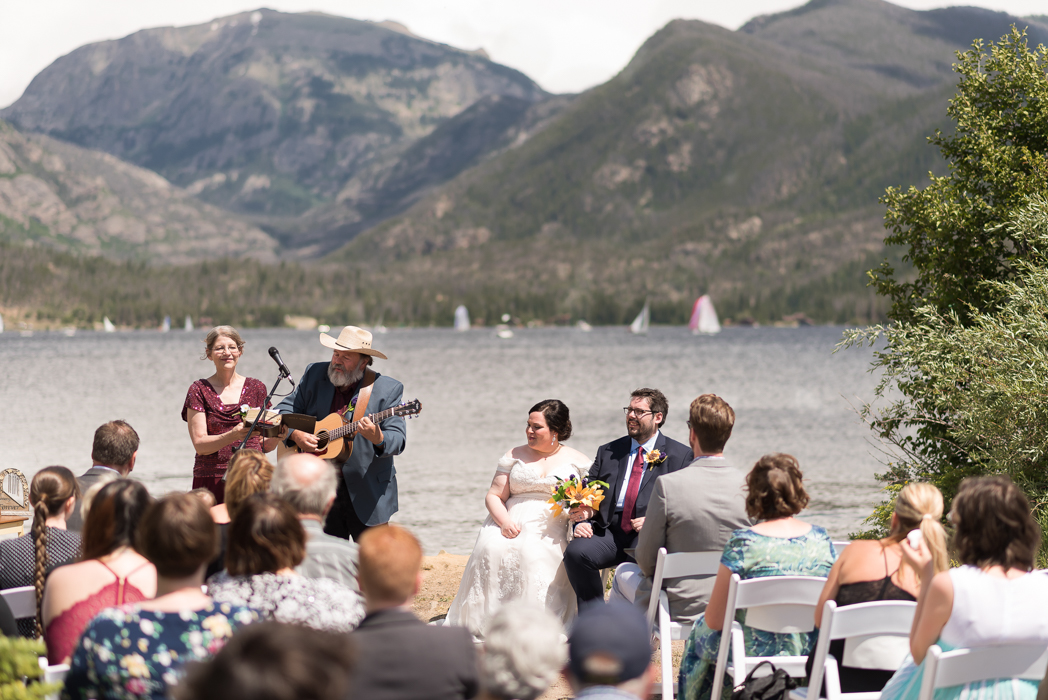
[445,399,591,639]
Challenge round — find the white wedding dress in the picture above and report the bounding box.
[445,454,588,639]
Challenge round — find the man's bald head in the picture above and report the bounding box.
[272,453,339,518]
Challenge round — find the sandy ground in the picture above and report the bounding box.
[414,552,684,700]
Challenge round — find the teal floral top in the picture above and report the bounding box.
[680,525,836,700]
[62,602,259,700]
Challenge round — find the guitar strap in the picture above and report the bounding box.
[343,369,376,461]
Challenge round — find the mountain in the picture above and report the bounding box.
[0,119,278,263]
[1,9,550,254]
[324,0,1048,325]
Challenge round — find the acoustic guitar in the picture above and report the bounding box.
[276,399,422,460]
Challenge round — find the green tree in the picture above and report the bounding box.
[845,197,1048,559]
[874,28,1048,323]
[854,29,1048,540]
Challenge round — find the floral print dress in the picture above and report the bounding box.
[62,602,259,700]
[679,526,836,700]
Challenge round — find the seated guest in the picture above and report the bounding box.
[188,488,216,510]
[0,466,82,638]
[208,449,272,524]
[566,600,656,700]
[205,449,272,579]
[810,482,948,693]
[207,493,363,631]
[42,479,156,663]
[174,622,356,700]
[680,454,836,700]
[613,394,751,621]
[68,420,139,531]
[63,492,258,700]
[348,524,479,700]
[271,454,359,590]
[479,603,566,700]
[880,475,1048,700]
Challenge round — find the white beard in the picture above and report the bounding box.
[328,363,364,388]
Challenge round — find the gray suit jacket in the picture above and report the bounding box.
[66,466,120,532]
[297,518,359,591]
[634,456,751,622]
[276,363,407,526]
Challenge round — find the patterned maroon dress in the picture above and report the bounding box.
[181,377,269,503]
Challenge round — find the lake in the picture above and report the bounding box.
[0,325,887,554]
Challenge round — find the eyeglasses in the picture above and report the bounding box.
[623,407,654,417]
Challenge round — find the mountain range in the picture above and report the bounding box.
[2,0,1048,325]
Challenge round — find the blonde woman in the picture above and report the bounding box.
[811,483,948,693]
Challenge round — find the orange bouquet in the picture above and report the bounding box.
[548,475,609,518]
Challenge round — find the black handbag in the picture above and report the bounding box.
[731,661,798,700]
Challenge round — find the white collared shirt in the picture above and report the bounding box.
[615,430,661,509]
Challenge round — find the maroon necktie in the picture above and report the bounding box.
[620,447,645,533]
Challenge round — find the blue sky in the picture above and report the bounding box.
[2,0,1045,108]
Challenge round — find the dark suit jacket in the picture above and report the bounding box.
[347,609,478,700]
[587,432,692,531]
[66,466,120,532]
[276,363,407,526]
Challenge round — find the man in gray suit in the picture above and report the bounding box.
[277,326,407,541]
[610,394,750,622]
[67,420,139,532]
[271,452,359,590]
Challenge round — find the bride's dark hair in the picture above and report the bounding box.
[529,399,572,441]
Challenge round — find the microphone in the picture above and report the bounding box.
[268,347,295,387]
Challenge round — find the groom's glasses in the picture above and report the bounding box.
[623,407,654,417]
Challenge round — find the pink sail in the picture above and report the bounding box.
[689,295,721,334]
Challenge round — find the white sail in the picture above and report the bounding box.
[690,295,721,335]
[629,302,650,335]
[103,316,116,332]
[454,305,470,331]
[161,315,171,333]
[0,314,4,333]
[184,315,194,331]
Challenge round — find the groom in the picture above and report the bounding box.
[564,388,692,606]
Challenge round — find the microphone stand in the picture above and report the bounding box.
[227,369,289,474]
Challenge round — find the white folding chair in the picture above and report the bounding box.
[831,541,851,556]
[1,585,36,618]
[790,600,916,700]
[645,548,722,697]
[709,574,827,700]
[40,662,68,700]
[917,643,1048,700]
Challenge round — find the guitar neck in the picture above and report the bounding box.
[328,406,397,441]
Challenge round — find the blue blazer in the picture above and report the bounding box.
[276,362,407,526]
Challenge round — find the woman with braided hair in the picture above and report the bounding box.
[0,466,82,638]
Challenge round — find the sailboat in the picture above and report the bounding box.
[0,313,4,333]
[454,305,470,331]
[629,302,650,335]
[184,315,194,332]
[103,317,116,332]
[161,316,171,333]
[689,295,721,335]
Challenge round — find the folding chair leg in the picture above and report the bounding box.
[661,633,674,697]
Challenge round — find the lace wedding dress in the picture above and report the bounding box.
[444,454,588,639]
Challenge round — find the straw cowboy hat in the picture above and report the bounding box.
[319,326,389,359]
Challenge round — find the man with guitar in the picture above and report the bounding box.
[276,326,407,541]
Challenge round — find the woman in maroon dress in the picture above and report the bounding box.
[182,326,279,503]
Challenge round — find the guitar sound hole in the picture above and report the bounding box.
[316,432,329,450]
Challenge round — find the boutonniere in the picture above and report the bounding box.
[644,449,667,471]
